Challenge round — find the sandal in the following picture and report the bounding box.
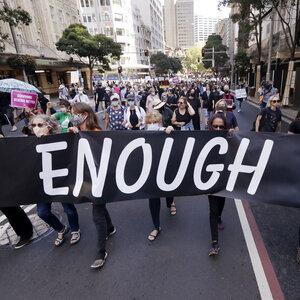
[148,229,160,241]
[54,225,69,247]
[70,230,81,245]
[170,204,177,216]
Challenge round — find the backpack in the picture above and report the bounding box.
[250,108,272,131]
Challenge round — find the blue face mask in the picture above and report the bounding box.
[128,101,134,107]
[111,101,119,106]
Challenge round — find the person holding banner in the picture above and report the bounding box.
[29,115,81,247]
[145,110,175,241]
[208,113,228,256]
[68,103,116,269]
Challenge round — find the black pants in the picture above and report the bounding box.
[192,114,200,130]
[2,106,15,125]
[92,204,114,259]
[208,195,225,242]
[0,206,33,239]
[149,197,174,230]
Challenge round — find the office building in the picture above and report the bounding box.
[194,15,223,43]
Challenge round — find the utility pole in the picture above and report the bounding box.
[266,8,275,82]
[3,0,28,83]
[212,47,215,68]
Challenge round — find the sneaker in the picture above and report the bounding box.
[297,247,300,264]
[14,234,33,249]
[106,227,116,240]
[209,243,220,256]
[90,252,108,269]
[218,220,225,230]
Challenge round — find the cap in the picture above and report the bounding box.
[110,93,120,101]
[126,93,135,100]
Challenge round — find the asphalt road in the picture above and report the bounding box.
[0,100,299,300]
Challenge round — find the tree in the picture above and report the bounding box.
[168,57,183,74]
[202,34,229,71]
[182,46,206,73]
[234,48,250,77]
[0,6,31,52]
[150,52,170,75]
[56,24,122,90]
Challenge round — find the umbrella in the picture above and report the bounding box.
[0,78,41,94]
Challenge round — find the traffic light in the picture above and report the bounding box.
[202,48,205,58]
[197,57,200,62]
[118,66,122,74]
[144,49,149,56]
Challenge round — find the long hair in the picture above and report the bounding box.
[209,113,228,130]
[72,103,102,130]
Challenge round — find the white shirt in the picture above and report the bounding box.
[123,106,146,129]
[70,93,90,104]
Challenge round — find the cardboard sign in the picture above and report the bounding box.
[70,71,79,84]
[11,90,38,109]
[235,88,247,99]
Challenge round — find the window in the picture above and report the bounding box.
[114,13,123,22]
[92,14,96,22]
[17,27,24,44]
[100,0,110,5]
[45,70,53,84]
[83,15,87,22]
[105,27,113,36]
[66,13,71,25]
[88,16,92,22]
[49,6,55,22]
[85,0,89,7]
[80,0,84,6]
[113,0,122,5]
[58,10,64,24]
[116,28,124,36]
[104,13,110,21]
[90,0,94,6]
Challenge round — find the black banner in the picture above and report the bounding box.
[1,131,300,208]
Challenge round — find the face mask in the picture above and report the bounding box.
[151,92,155,96]
[224,89,229,94]
[179,104,185,109]
[128,101,134,106]
[70,114,86,126]
[33,126,49,138]
[60,107,67,113]
[147,123,160,131]
[111,101,119,106]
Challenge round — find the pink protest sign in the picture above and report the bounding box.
[11,90,38,109]
[172,77,180,84]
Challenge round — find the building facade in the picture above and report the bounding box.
[0,0,89,94]
[163,0,194,50]
[194,15,223,43]
[216,18,231,51]
[132,0,164,54]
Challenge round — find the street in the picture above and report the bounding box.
[0,100,299,300]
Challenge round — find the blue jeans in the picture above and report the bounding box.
[37,203,79,232]
[236,99,242,111]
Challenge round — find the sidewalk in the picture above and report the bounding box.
[247,96,298,121]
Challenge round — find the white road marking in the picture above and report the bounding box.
[235,199,273,300]
[0,223,10,238]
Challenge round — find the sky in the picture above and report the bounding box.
[194,0,230,18]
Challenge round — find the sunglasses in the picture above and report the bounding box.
[212,124,225,129]
[178,102,184,104]
[271,100,281,103]
[31,123,45,128]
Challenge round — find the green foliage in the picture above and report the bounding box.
[168,57,183,74]
[0,6,32,52]
[234,48,250,77]
[56,23,122,71]
[182,46,206,73]
[7,54,36,74]
[203,35,229,70]
[150,52,170,75]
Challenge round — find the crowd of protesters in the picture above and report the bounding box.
[0,73,299,267]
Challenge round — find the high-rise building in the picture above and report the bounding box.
[132,0,165,54]
[0,0,85,93]
[216,18,231,50]
[194,15,223,43]
[163,0,194,50]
